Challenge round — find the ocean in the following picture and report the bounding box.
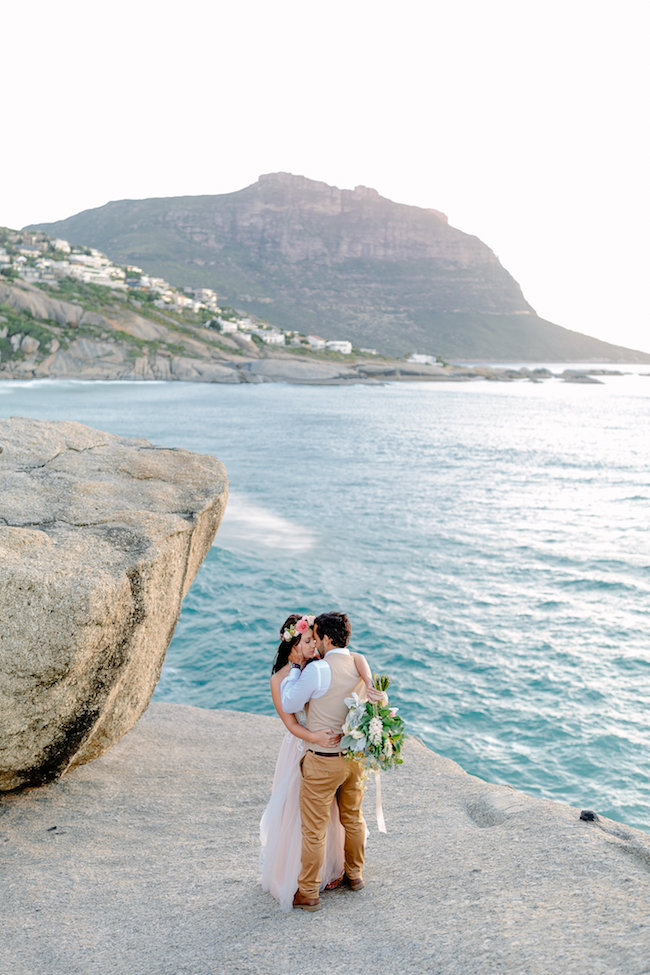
[2,370,649,832]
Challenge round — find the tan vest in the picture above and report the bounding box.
[306,651,366,752]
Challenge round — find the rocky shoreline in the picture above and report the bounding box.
[2,277,646,386]
[0,346,636,387]
[3,702,649,975]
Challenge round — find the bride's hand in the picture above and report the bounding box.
[312,728,342,749]
[366,684,388,706]
[288,644,303,665]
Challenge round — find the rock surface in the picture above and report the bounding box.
[1,703,648,975]
[0,279,92,327]
[0,419,227,791]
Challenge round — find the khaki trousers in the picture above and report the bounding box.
[298,751,365,899]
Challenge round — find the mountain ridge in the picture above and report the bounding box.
[28,173,650,362]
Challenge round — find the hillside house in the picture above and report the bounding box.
[256,329,285,346]
[326,340,352,354]
[407,354,436,365]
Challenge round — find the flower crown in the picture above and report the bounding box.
[282,614,315,642]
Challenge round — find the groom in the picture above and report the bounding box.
[281,611,369,912]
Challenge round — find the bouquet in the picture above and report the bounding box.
[340,673,405,772]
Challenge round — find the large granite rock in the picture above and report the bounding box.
[0,418,227,791]
[0,279,90,327]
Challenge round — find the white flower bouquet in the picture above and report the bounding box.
[340,674,405,772]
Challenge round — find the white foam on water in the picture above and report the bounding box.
[214,494,316,554]
[0,378,67,388]
[0,378,167,389]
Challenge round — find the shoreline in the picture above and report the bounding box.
[3,702,649,974]
[1,359,649,387]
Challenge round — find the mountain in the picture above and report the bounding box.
[29,173,649,361]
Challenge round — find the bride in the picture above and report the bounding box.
[259,613,374,911]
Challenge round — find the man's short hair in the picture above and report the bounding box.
[314,612,351,648]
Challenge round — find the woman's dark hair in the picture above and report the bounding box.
[271,614,303,674]
[314,612,351,648]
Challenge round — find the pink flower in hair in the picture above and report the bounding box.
[295,618,310,634]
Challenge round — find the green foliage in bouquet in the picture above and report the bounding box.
[340,673,405,772]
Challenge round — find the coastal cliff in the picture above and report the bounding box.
[2,703,649,974]
[29,173,650,362]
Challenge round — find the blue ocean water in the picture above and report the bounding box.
[2,372,649,831]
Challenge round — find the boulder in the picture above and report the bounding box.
[560,369,603,384]
[0,417,228,791]
[20,335,40,355]
[169,356,241,382]
[0,279,87,327]
[239,357,359,382]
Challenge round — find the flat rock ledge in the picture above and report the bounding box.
[2,703,648,975]
[0,419,227,791]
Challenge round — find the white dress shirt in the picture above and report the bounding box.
[280,648,351,713]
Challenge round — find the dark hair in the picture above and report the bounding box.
[314,612,351,648]
[271,614,303,674]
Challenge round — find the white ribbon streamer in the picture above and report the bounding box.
[374,770,387,833]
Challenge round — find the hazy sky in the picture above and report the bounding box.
[4,0,648,351]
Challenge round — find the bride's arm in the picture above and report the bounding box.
[351,652,372,687]
[270,666,341,748]
[351,652,388,704]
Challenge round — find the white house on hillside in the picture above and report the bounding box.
[326,340,352,354]
[217,318,239,334]
[257,330,285,346]
[407,354,436,365]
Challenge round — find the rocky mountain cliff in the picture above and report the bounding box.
[30,174,649,362]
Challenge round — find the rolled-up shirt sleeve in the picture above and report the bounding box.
[280,661,327,713]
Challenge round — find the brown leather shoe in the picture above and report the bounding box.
[293,890,322,911]
[345,874,365,891]
[324,873,345,891]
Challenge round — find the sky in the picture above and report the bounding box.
[4,0,648,351]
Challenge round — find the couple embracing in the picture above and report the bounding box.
[260,611,386,912]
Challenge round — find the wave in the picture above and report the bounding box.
[214,493,316,554]
[557,576,637,593]
[0,378,168,388]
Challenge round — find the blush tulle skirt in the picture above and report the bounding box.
[259,731,347,911]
